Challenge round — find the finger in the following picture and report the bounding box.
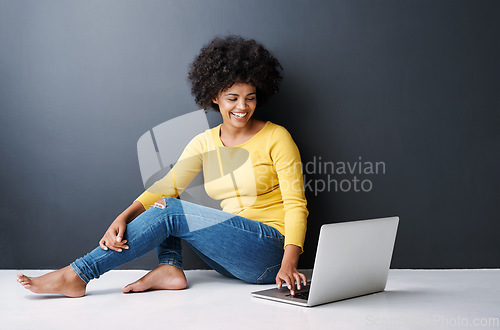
[103,238,124,252]
[293,273,302,290]
[116,240,129,250]
[283,275,295,295]
[107,244,124,252]
[276,275,283,289]
[107,240,129,251]
[299,272,307,286]
[99,239,108,251]
[116,225,126,242]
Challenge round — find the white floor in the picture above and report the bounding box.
[1,269,499,330]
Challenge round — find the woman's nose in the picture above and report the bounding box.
[237,99,247,110]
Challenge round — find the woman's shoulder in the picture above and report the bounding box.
[264,121,294,139]
[184,127,217,151]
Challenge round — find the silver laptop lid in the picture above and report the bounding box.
[307,216,399,306]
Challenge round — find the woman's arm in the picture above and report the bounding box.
[99,201,145,252]
[276,244,307,296]
[101,133,205,252]
[269,126,309,295]
[134,135,204,211]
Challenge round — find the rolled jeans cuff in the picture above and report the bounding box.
[70,262,91,284]
[159,260,183,270]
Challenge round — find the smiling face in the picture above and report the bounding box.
[212,82,257,130]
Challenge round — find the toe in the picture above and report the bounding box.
[121,284,132,293]
[122,281,148,293]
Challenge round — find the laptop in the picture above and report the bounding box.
[251,216,399,307]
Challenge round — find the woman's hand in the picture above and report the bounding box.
[99,217,129,252]
[276,244,307,296]
[99,201,146,252]
[276,263,307,296]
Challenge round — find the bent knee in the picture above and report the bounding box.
[152,197,178,209]
[153,198,166,209]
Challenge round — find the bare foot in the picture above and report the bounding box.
[17,266,87,298]
[121,264,187,293]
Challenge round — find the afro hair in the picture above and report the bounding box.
[188,35,283,111]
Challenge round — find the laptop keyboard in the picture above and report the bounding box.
[286,290,309,300]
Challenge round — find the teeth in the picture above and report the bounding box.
[231,112,246,118]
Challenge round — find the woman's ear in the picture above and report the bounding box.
[212,90,221,105]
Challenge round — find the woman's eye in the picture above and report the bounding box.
[247,98,256,101]
[228,98,237,101]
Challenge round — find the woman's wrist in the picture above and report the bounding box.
[281,244,301,268]
[118,201,146,224]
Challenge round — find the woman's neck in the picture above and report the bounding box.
[220,119,266,147]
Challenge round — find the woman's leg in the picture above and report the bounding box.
[122,197,284,292]
[17,266,86,298]
[72,197,283,284]
[156,236,183,269]
[154,197,285,284]
[17,199,186,297]
[116,195,285,292]
[18,196,284,296]
[182,211,284,284]
[121,236,186,293]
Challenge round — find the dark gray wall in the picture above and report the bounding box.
[1,0,498,270]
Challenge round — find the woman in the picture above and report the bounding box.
[17,35,308,298]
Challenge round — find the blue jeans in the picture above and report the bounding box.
[71,197,285,284]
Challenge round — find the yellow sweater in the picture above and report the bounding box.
[135,121,308,250]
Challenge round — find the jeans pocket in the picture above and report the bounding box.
[256,263,281,284]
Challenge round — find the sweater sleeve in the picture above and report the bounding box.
[269,126,308,252]
[134,133,204,210]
